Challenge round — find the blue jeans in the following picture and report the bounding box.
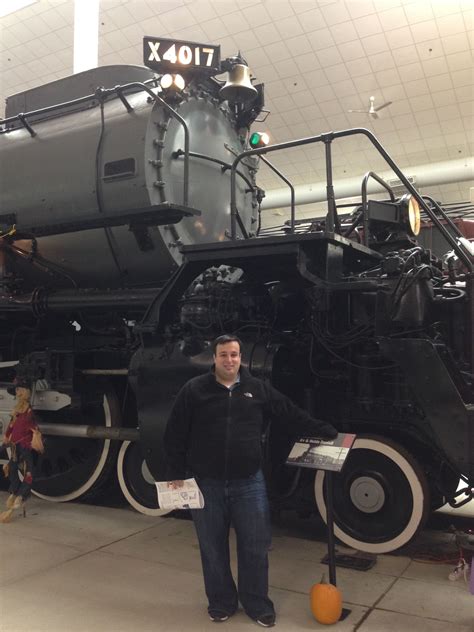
[191,469,274,620]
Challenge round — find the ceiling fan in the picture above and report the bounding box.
[348,96,393,119]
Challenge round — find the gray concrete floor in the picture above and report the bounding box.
[0,491,472,632]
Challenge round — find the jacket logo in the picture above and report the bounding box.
[244,392,253,398]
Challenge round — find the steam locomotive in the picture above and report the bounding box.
[0,37,472,554]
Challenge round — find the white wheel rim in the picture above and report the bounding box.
[33,395,113,502]
[117,440,171,517]
[314,437,425,553]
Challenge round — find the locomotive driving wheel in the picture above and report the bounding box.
[33,385,120,502]
[117,440,171,517]
[314,436,430,553]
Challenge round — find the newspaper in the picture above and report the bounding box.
[286,433,356,472]
[155,478,205,510]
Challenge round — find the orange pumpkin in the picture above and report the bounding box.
[310,574,342,624]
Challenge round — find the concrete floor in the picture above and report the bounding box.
[0,491,472,632]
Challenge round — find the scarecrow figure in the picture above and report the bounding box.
[1,378,44,522]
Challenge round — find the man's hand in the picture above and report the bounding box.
[168,480,184,489]
[316,423,338,440]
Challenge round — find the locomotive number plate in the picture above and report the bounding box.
[143,37,221,74]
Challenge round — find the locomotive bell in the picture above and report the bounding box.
[220,64,257,104]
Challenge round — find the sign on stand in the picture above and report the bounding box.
[287,433,356,472]
[287,433,356,621]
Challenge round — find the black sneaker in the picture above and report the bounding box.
[209,610,230,622]
[256,613,276,627]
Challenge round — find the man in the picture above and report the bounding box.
[164,335,337,627]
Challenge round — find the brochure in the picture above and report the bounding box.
[155,477,205,510]
[286,433,356,472]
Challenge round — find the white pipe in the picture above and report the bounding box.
[260,158,474,210]
[73,0,100,74]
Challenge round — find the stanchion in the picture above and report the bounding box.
[324,470,351,620]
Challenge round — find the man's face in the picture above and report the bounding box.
[214,341,241,383]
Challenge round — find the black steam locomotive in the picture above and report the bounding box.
[0,37,472,553]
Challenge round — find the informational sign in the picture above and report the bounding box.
[143,36,221,74]
[286,433,356,472]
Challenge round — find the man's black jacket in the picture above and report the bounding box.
[164,366,337,480]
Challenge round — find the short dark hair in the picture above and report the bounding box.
[212,334,242,354]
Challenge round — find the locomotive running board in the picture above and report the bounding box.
[182,231,382,279]
[5,203,201,238]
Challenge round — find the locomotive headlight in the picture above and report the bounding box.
[400,194,421,236]
[160,73,185,91]
[367,196,422,240]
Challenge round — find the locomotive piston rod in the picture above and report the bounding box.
[38,423,139,442]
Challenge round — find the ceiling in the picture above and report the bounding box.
[1,0,473,225]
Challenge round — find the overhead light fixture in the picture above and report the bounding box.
[0,0,38,18]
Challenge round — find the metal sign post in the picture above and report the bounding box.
[325,470,338,587]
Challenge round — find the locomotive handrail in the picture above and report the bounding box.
[116,82,190,206]
[0,76,160,129]
[115,87,134,113]
[422,195,467,240]
[343,172,395,241]
[16,113,36,137]
[258,155,296,234]
[0,79,190,206]
[174,149,297,236]
[0,92,101,131]
[360,172,396,246]
[229,127,473,271]
[172,149,255,191]
[322,135,340,234]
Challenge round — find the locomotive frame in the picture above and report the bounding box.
[0,44,472,554]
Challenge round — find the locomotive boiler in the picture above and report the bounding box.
[0,37,472,554]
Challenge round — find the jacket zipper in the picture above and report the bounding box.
[223,389,232,480]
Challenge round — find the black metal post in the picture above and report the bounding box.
[324,470,337,586]
[323,137,336,234]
